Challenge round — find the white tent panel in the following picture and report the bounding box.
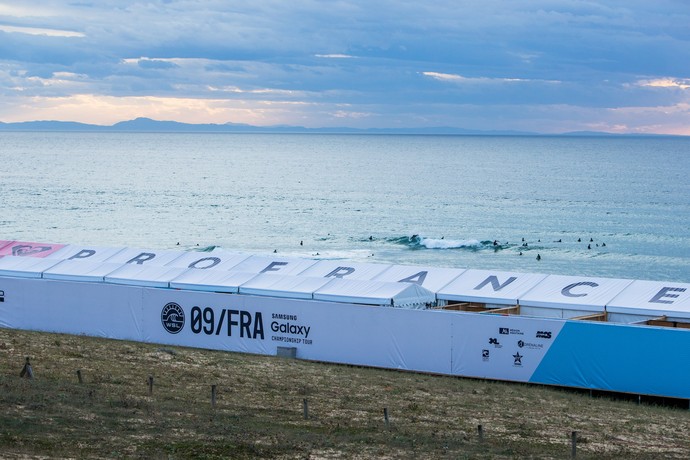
[298,259,391,280]
[228,255,318,275]
[519,274,634,311]
[169,270,258,293]
[104,264,189,288]
[313,278,436,308]
[165,249,250,270]
[103,247,187,266]
[238,273,331,299]
[372,264,466,293]
[46,245,128,262]
[606,280,690,319]
[437,269,548,305]
[0,256,63,278]
[42,259,123,282]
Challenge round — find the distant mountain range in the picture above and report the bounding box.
[0,117,677,136]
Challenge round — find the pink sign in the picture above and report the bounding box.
[0,240,12,251]
[0,241,67,258]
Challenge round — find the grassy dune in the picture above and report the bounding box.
[1,327,689,459]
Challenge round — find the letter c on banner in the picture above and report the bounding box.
[561,281,599,297]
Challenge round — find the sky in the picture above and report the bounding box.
[1,1,689,134]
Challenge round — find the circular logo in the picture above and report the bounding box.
[161,302,185,334]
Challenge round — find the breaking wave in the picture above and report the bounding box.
[388,235,507,251]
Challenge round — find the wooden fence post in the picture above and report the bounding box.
[20,357,33,379]
[571,430,577,458]
[148,376,154,395]
[211,385,217,408]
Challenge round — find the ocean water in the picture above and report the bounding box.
[1,132,688,282]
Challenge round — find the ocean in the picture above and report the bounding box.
[1,132,688,283]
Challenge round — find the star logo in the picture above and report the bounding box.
[513,352,523,365]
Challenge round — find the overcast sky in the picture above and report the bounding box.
[1,1,689,134]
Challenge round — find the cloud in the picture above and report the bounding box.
[0,1,689,133]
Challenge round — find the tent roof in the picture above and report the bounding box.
[0,255,63,278]
[47,245,128,262]
[228,255,318,275]
[519,274,634,311]
[0,240,67,258]
[313,278,436,307]
[297,259,391,280]
[102,247,187,266]
[238,273,331,299]
[165,249,250,270]
[606,279,690,319]
[169,270,258,293]
[437,269,548,305]
[42,259,123,282]
[372,264,466,293]
[104,264,189,288]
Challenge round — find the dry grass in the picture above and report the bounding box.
[1,327,690,459]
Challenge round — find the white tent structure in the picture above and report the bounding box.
[313,278,436,308]
[238,273,332,299]
[372,264,466,293]
[519,274,634,319]
[169,270,258,293]
[43,259,123,282]
[436,269,548,308]
[606,279,690,323]
[164,249,250,271]
[0,255,63,278]
[297,259,391,280]
[3,238,690,400]
[104,264,189,288]
[228,255,318,275]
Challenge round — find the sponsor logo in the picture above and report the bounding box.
[482,349,490,361]
[11,244,52,257]
[513,352,523,366]
[0,289,4,302]
[270,313,313,345]
[161,302,185,334]
[488,337,502,348]
[499,327,524,336]
[536,330,552,339]
[518,340,543,350]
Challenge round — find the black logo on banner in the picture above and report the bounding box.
[536,330,552,339]
[482,349,490,361]
[161,302,185,334]
[0,290,4,302]
[499,327,509,335]
[11,244,52,256]
[513,352,523,366]
[489,338,499,345]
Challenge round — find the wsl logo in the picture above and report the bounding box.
[161,302,185,334]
